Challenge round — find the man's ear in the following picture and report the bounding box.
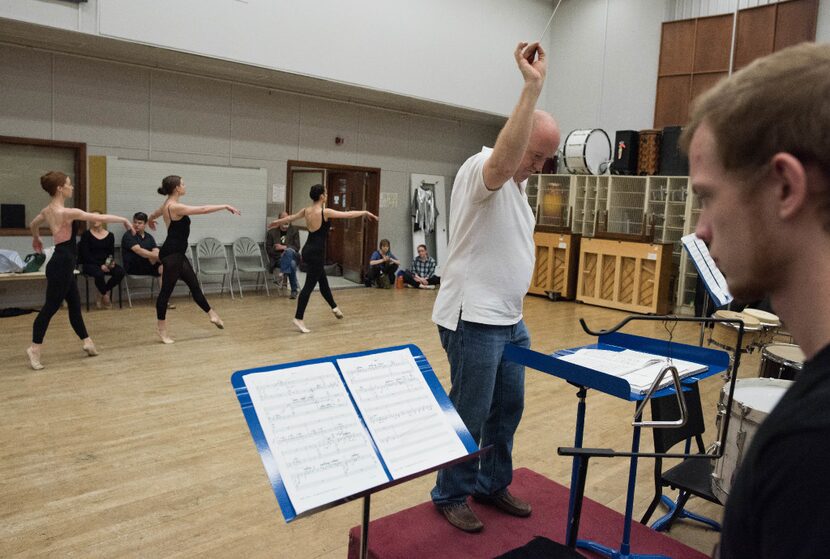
[769,152,809,221]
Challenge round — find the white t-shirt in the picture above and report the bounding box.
[432,147,536,330]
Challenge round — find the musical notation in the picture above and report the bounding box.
[337,349,467,478]
[243,362,388,514]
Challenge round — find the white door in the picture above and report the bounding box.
[410,174,447,275]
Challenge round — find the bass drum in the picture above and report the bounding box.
[563,129,611,175]
[712,378,792,503]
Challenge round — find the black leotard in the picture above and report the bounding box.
[295,209,337,320]
[32,221,89,343]
[156,209,210,320]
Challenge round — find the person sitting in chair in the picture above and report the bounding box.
[121,212,162,280]
[265,211,301,299]
[79,212,126,309]
[402,244,440,289]
[366,239,399,288]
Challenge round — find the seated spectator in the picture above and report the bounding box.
[366,239,399,288]
[266,211,301,298]
[79,212,126,309]
[402,244,440,289]
[121,212,162,281]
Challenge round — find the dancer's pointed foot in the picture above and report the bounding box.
[208,310,224,329]
[82,340,99,357]
[293,318,311,333]
[156,328,175,344]
[332,307,344,319]
[26,346,44,370]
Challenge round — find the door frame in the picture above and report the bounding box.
[286,160,381,280]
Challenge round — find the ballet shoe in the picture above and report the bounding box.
[293,318,311,333]
[102,293,112,309]
[157,329,175,344]
[332,307,344,319]
[210,317,225,329]
[26,347,44,370]
[82,342,99,357]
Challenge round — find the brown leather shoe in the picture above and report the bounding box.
[439,502,484,533]
[473,490,532,517]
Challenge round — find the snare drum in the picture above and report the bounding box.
[759,343,805,381]
[709,310,762,353]
[742,308,781,345]
[563,129,611,175]
[712,377,792,502]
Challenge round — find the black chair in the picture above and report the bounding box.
[640,383,721,531]
[79,267,123,311]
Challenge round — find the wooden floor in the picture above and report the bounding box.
[1,288,764,558]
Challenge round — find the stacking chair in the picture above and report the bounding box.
[640,383,722,532]
[123,274,156,308]
[231,237,270,297]
[195,237,233,299]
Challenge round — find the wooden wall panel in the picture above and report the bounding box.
[693,14,733,73]
[690,72,728,103]
[774,0,818,50]
[654,75,691,129]
[659,20,696,75]
[734,4,776,70]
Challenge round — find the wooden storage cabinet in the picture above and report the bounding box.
[529,231,580,299]
[577,238,673,314]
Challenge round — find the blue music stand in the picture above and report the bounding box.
[505,327,732,559]
[231,344,482,559]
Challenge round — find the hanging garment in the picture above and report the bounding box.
[412,186,438,234]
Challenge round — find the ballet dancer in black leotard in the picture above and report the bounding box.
[27,171,135,370]
[148,175,241,344]
[268,183,378,333]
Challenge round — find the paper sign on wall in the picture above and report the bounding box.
[272,184,286,204]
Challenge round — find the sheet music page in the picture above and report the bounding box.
[556,348,708,394]
[337,349,468,479]
[243,362,389,515]
[681,233,733,306]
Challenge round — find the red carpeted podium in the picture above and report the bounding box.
[348,468,710,559]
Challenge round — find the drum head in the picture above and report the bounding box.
[713,310,762,331]
[583,130,610,174]
[743,308,781,327]
[563,129,610,175]
[731,377,792,414]
[764,343,805,365]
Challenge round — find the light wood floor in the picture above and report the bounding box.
[1,288,765,558]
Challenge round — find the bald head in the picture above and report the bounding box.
[514,110,560,183]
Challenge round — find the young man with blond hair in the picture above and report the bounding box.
[683,42,830,557]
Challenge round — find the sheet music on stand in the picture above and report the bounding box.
[555,348,708,395]
[681,233,733,307]
[231,345,477,522]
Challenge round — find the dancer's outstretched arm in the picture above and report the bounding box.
[323,209,378,221]
[173,203,241,217]
[268,208,307,229]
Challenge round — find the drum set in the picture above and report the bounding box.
[706,308,803,502]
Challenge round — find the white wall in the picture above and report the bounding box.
[0,0,554,116]
[544,0,667,140]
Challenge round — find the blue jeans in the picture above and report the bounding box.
[431,318,530,506]
[279,248,299,292]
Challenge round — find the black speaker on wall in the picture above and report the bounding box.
[1,204,25,229]
[610,130,639,175]
[659,126,689,176]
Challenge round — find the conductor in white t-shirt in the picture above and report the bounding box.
[430,41,560,532]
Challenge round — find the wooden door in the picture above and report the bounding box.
[326,171,367,282]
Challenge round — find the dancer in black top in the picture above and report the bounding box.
[78,212,126,309]
[27,171,134,370]
[148,175,240,344]
[268,183,377,333]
